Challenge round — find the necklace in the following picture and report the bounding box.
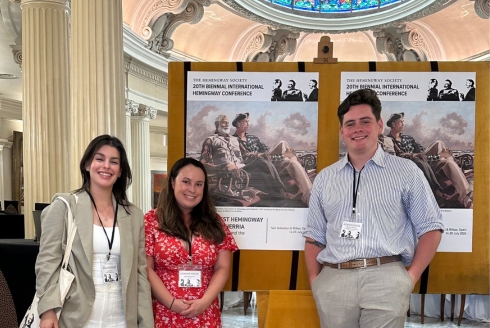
[93,206,113,223]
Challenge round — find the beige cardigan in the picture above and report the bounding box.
[35,191,154,328]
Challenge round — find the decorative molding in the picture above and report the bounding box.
[150,126,168,134]
[146,0,206,56]
[2,0,22,43]
[170,48,205,61]
[460,49,490,61]
[125,99,139,115]
[242,27,299,62]
[474,0,489,19]
[150,157,168,163]
[10,44,22,69]
[21,0,69,5]
[124,24,181,73]
[220,0,457,33]
[123,24,202,66]
[406,21,446,60]
[126,88,168,113]
[0,97,22,120]
[374,24,432,61]
[374,29,398,61]
[397,23,429,60]
[132,104,157,119]
[140,0,190,34]
[124,53,168,86]
[243,27,274,61]
[0,138,13,148]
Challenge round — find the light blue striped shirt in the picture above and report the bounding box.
[303,145,444,266]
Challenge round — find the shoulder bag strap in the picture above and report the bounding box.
[56,196,78,270]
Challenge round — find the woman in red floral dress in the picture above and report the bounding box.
[145,157,238,327]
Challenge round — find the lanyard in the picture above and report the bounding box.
[88,192,118,261]
[351,166,365,220]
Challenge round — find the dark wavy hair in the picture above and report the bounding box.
[338,88,382,125]
[74,135,132,211]
[156,157,225,244]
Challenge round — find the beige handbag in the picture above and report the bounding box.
[19,196,77,328]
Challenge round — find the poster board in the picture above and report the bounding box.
[167,61,489,294]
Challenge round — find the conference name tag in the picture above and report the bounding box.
[101,258,120,284]
[178,263,202,288]
[340,221,362,240]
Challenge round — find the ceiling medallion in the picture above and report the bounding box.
[222,0,457,33]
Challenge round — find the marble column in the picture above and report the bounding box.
[21,0,71,238]
[69,0,126,190]
[131,104,156,213]
[125,99,138,202]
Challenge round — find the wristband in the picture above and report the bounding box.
[169,297,176,310]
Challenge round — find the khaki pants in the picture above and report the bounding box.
[311,261,412,328]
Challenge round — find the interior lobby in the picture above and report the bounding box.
[0,0,489,327]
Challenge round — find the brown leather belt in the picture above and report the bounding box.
[322,255,402,270]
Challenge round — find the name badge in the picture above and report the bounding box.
[340,221,362,240]
[178,263,202,288]
[101,260,120,284]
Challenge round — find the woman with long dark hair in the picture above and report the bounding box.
[145,157,238,327]
[36,135,153,328]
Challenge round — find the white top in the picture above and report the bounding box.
[93,224,121,255]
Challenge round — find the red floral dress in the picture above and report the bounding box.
[144,209,238,328]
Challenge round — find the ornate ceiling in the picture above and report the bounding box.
[122,0,489,62]
[0,0,489,104]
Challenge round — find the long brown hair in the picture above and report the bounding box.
[74,135,132,212]
[156,157,225,244]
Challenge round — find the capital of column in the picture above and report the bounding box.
[21,0,69,6]
[125,99,140,116]
[132,104,157,119]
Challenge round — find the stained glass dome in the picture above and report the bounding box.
[270,0,401,14]
[222,0,454,33]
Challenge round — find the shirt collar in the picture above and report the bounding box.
[338,144,387,172]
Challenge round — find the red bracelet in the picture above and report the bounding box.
[169,297,176,310]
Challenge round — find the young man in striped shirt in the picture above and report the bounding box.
[303,88,444,328]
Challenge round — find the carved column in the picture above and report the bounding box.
[70,0,126,190]
[21,0,70,238]
[131,104,156,213]
[125,99,138,202]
